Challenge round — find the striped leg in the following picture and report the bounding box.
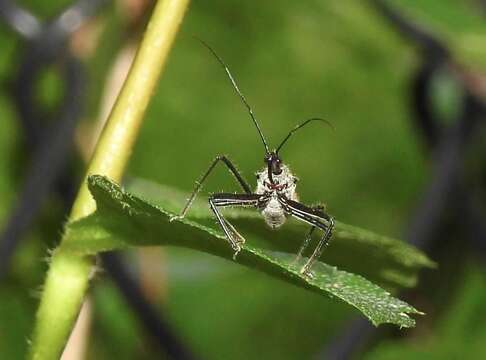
[170,155,250,221]
[279,196,335,277]
[209,193,263,258]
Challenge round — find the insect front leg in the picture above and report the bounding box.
[293,226,316,266]
[280,196,335,278]
[293,205,325,265]
[302,216,334,277]
[209,193,263,258]
[170,155,251,221]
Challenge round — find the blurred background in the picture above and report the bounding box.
[1,0,486,358]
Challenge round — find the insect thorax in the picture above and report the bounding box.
[255,164,299,229]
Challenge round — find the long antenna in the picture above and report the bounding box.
[276,118,334,154]
[197,38,270,154]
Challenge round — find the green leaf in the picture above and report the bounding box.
[125,177,436,289]
[63,175,432,328]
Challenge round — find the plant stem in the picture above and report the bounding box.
[28,0,191,358]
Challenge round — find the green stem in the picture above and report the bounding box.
[28,0,191,358]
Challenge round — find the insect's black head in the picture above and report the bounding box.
[264,152,282,182]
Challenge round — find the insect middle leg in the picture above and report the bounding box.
[209,193,263,257]
[280,197,335,277]
[170,155,251,221]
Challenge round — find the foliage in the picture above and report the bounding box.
[63,175,433,327]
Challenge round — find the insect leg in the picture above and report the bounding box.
[293,226,316,265]
[280,197,335,277]
[171,155,251,220]
[303,216,334,277]
[293,205,325,264]
[209,193,263,258]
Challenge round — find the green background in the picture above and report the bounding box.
[1,0,485,358]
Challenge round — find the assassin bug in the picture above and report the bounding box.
[170,40,335,277]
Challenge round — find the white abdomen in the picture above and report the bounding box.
[262,198,286,229]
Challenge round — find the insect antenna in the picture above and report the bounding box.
[276,117,334,154]
[196,38,270,154]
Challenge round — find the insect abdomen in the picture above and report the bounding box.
[262,198,286,229]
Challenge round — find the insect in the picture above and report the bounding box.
[170,40,335,277]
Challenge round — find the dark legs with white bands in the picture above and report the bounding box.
[281,197,335,277]
[171,154,334,276]
[170,155,257,258]
[293,226,316,265]
[170,155,252,221]
[209,193,262,258]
